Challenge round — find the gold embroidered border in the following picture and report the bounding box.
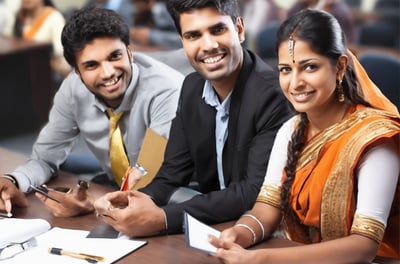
[320,109,400,241]
[351,214,385,243]
[256,184,281,208]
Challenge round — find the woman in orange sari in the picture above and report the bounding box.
[210,9,399,263]
[11,0,71,79]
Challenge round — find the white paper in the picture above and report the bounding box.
[0,218,50,248]
[184,212,221,254]
[2,226,147,264]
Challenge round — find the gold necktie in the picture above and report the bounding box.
[107,109,130,186]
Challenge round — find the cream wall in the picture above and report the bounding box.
[272,0,379,12]
[52,0,87,12]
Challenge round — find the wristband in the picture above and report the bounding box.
[2,175,19,189]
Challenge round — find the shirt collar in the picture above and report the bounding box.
[202,80,232,113]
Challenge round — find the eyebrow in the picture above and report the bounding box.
[182,21,227,36]
[278,58,318,66]
[79,49,124,67]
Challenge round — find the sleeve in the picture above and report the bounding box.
[8,76,80,192]
[146,66,182,139]
[354,138,399,225]
[263,117,294,186]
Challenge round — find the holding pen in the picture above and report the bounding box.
[0,211,12,218]
[48,247,104,263]
[120,164,147,191]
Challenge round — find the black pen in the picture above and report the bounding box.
[30,184,61,203]
[48,247,105,263]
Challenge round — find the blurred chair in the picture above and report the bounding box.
[255,22,280,66]
[358,0,400,48]
[344,0,361,8]
[358,52,400,109]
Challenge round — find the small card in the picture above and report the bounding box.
[183,211,221,254]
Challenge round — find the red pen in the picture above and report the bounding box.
[120,166,132,191]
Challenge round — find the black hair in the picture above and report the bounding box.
[166,0,239,35]
[276,9,371,217]
[61,7,130,68]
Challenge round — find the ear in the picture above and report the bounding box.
[336,55,348,80]
[236,17,245,43]
[127,45,134,63]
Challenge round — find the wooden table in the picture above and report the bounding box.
[1,148,397,263]
[0,36,54,137]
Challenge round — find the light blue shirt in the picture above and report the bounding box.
[202,81,232,189]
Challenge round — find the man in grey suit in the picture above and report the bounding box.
[94,0,293,237]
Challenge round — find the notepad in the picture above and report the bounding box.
[0,218,50,249]
[1,218,147,264]
[183,212,221,254]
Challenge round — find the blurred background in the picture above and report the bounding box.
[0,0,398,158]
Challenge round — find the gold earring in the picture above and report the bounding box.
[337,79,344,103]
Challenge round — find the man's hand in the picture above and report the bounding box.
[35,185,94,217]
[94,190,166,237]
[0,177,28,213]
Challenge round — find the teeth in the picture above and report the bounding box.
[203,55,223,64]
[293,92,312,98]
[103,77,119,86]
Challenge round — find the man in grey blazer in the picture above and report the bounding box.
[94,0,293,236]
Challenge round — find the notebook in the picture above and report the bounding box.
[0,218,147,264]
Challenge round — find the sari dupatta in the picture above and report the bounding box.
[348,50,399,116]
[20,7,54,40]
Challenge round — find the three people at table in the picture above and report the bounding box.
[209,8,399,263]
[0,1,398,263]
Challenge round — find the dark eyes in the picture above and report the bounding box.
[212,26,226,35]
[278,66,291,73]
[182,25,227,40]
[278,64,319,73]
[83,52,123,70]
[110,51,123,60]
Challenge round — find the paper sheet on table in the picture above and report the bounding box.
[4,227,147,264]
[0,218,50,248]
[183,212,221,254]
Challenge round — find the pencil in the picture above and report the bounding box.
[48,247,105,263]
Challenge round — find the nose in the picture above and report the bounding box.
[100,61,115,79]
[202,33,219,51]
[288,71,304,91]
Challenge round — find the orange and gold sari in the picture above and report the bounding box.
[285,105,399,258]
[257,52,400,258]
